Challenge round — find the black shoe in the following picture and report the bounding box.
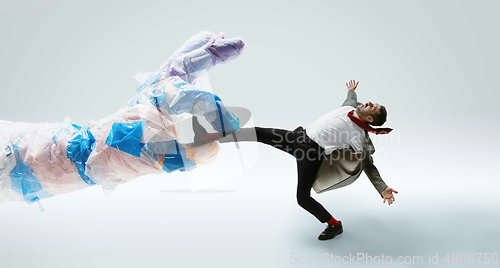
[318,221,343,241]
[192,116,208,146]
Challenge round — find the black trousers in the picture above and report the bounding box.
[220,126,333,223]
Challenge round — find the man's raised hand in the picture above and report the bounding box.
[346,80,359,91]
[382,187,398,205]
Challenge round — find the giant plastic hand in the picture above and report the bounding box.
[0,31,245,205]
[135,31,244,85]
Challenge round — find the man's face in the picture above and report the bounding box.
[356,101,381,123]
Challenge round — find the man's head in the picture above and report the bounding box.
[356,102,387,126]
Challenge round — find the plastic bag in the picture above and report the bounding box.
[0,31,245,204]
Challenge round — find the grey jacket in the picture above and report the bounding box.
[312,90,388,196]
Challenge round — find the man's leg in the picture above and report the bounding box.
[219,127,298,155]
[225,127,342,235]
[220,126,335,222]
[295,156,332,223]
[194,120,343,240]
[295,151,343,240]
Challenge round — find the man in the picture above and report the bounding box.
[193,80,398,241]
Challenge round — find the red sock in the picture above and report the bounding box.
[327,216,340,226]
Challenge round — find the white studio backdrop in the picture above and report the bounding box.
[0,0,499,267]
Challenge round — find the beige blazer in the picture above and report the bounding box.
[312,90,388,196]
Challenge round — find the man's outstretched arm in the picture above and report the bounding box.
[363,154,387,194]
[342,80,362,108]
[363,155,398,205]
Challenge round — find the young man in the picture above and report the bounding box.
[193,80,398,241]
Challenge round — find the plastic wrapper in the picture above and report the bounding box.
[0,31,245,204]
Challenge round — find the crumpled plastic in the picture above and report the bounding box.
[0,31,245,205]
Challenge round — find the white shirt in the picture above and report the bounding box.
[306,106,365,155]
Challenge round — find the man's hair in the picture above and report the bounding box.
[370,105,387,126]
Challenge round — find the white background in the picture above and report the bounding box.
[1,0,499,267]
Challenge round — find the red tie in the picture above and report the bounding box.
[347,110,393,135]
